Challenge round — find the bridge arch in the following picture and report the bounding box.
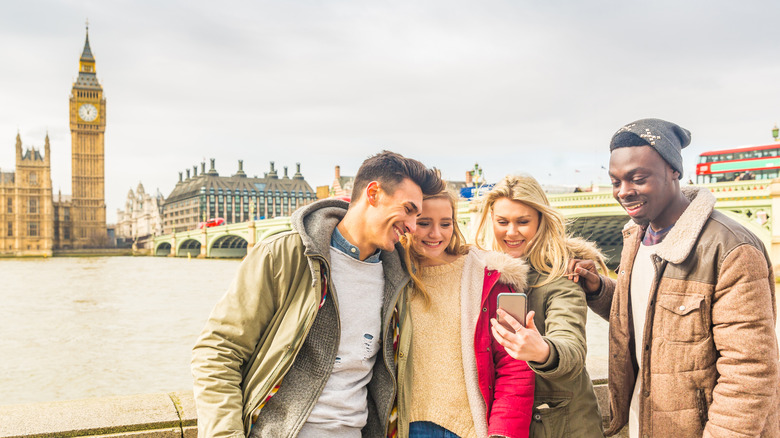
[210,234,249,258]
[155,242,172,257]
[178,239,202,257]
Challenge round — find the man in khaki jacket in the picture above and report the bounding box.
[191,151,443,438]
[571,118,779,437]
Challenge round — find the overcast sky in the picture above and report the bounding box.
[2,0,779,222]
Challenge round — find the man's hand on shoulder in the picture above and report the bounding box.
[566,258,602,295]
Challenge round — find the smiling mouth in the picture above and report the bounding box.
[422,240,442,247]
[393,226,404,241]
[622,201,647,214]
[504,240,525,248]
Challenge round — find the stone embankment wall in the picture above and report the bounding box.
[0,392,196,438]
[0,384,626,437]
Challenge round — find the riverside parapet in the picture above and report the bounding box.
[0,392,196,438]
[0,383,626,437]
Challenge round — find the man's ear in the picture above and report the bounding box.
[365,181,380,206]
[666,163,680,180]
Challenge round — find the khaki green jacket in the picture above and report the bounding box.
[191,229,321,438]
[191,199,409,438]
[525,269,604,438]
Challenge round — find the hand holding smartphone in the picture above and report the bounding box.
[497,292,527,332]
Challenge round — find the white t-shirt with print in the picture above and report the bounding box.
[298,247,385,438]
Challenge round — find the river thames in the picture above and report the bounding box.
[0,256,610,406]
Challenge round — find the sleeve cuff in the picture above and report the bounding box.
[584,275,606,301]
[528,338,559,372]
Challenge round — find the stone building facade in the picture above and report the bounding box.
[116,183,164,244]
[330,165,354,199]
[0,134,54,256]
[162,159,316,234]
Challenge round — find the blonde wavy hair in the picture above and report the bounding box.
[474,174,608,288]
[401,189,469,307]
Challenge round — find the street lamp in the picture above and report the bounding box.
[469,163,484,186]
[773,124,779,142]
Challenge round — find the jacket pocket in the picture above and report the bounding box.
[530,393,571,438]
[657,293,707,342]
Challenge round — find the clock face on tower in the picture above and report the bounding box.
[78,103,98,122]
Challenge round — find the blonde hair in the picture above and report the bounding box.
[401,189,469,307]
[474,174,608,288]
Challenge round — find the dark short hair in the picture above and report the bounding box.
[351,150,444,204]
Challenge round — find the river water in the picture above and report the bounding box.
[0,256,610,406]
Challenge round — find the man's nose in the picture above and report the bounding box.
[617,182,633,199]
[405,220,416,234]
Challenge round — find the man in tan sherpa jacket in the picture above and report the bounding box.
[571,118,779,437]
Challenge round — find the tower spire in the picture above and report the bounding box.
[80,22,94,62]
[76,22,99,85]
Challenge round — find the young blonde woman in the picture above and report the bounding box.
[397,190,535,438]
[475,175,607,438]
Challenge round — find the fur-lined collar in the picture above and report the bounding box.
[624,186,716,264]
[469,248,529,291]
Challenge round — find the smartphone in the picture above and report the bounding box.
[497,292,527,331]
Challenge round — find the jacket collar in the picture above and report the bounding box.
[291,198,349,262]
[479,249,529,291]
[623,186,716,264]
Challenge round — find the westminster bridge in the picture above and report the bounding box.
[153,180,780,269]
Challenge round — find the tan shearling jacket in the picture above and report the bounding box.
[588,187,780,437]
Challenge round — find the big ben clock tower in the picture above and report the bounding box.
[69,26,107,247]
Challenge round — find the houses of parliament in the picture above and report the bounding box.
[0,29,107,256]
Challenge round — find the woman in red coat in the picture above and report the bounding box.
[396,189,535,438]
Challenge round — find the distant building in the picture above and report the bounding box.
[53,192,73,247]
[316,185,331,200]
[331,165,354,199]
[445,180,468,195]
[161,159,316,234]
[116,183,164,245]
[0,134,54,256]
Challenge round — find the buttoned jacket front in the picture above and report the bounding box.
[588,187,780,437]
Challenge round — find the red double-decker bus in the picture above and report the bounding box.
[696,143,780,184]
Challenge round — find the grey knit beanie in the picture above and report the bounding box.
[609,118,691,179]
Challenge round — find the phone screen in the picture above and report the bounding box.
[497,292,527,331]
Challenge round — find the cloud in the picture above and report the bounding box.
[1,0,779,221]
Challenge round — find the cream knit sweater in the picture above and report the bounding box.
[409,256,476,438]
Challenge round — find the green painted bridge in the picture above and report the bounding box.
[153,217,293,258]
[551,180,773,265]
[154,180,779,269]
